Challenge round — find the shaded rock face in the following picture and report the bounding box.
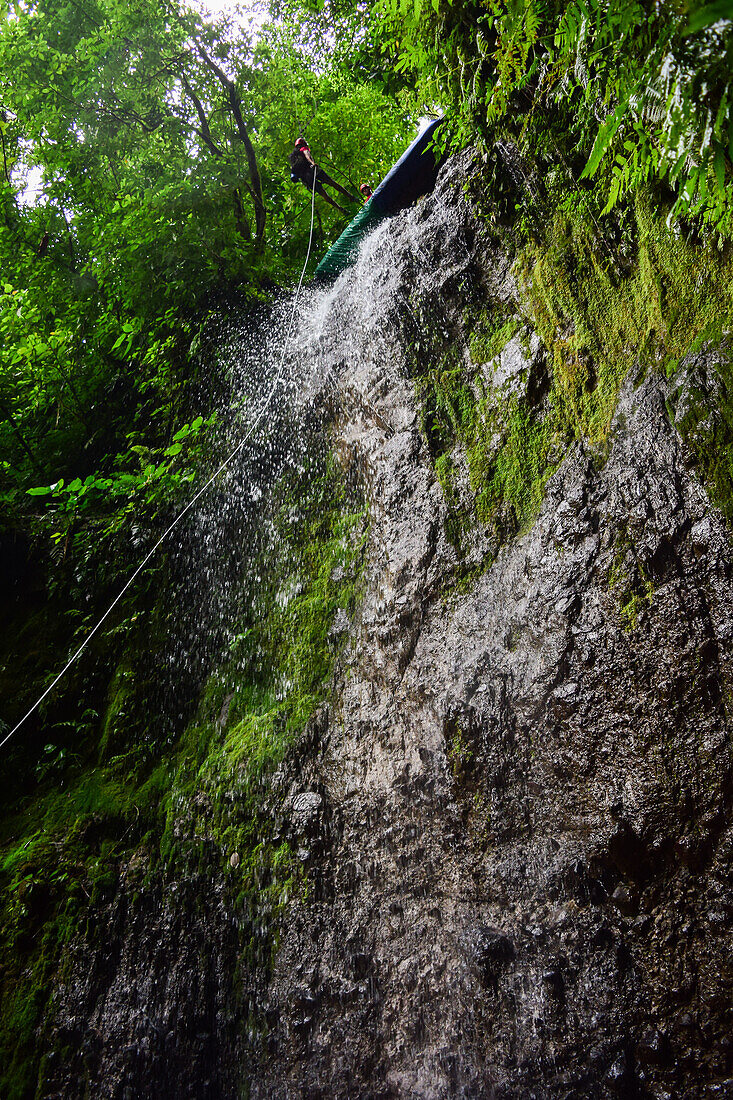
[43,860,244,1100]
[43,154,733,1098]
[251,158,733,1097]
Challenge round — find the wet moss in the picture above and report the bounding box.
[468,396,560,529]
[418,194,733,586]
[97,663,135,763]
[670,347,733,525]
[447,721,473,781]
[159,451,366,973]
[469,316,521,366]
[518,195,733,439]
[416,326,564,575]
[608,534,655,632]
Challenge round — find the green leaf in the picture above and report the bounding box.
[685,1,733,34]
[27,486,52,496]
[581,99,629,180]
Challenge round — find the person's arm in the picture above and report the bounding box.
[302,147,316,168]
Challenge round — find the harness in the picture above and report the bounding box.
[290,148,315,185]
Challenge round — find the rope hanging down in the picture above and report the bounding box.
[0,171,319,754]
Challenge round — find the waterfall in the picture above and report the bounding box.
[24,140,733,1100]
[164,151,484,722]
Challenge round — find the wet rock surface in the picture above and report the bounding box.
[42,871,244,1099]
[251,159,733,1098]
[41,153,733,1097]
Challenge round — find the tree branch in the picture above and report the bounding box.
[232,187,251,242]
[61,210,76,269]
[180,75,225,158]
[0,394,42,474]
[194,43,266,248]
[1,204,96,287]
[101,103,160,133]
[147,52,190,85]
[0,128,10,185]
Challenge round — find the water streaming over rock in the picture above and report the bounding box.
[163,151,481,719]
[39,150,733,1099]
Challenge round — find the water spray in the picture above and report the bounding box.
[0,171,319,754]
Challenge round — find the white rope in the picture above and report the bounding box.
[0,171,319,753]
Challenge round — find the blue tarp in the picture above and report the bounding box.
[313,118,444,283]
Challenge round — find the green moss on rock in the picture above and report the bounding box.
[518,195,733,440]
[160,451,366,974]
[669,347,733,525]
[608,533,655,632]
[418,194,733,585]
[0,440,365,1097]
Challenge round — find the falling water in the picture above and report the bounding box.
[159,150,483,731]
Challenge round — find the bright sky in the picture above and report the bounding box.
[187,0,266,34]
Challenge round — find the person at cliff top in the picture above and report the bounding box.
[359,183,373,202]
[289,137,356,215]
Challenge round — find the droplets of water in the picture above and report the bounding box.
[156,153,477,735]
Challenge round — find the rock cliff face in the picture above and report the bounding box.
[252,155,733,1097]
[33,152,733,1097]
[261,371,733,1098]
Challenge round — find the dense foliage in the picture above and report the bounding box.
[3,2,733,1095]
[0,0,408,543]
[0,0,410,750]
[380,0,733,232]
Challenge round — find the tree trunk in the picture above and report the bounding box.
[232,188,251,242]
[195,44,267,250]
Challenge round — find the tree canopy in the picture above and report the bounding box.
[377,0,733,233]
[0,0,411,614]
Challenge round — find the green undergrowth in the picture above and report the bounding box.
[0,448,365,1097]
[419,194,733,583]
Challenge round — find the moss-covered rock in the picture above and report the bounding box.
[0,434,365,1098]
[413,191,733,594]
